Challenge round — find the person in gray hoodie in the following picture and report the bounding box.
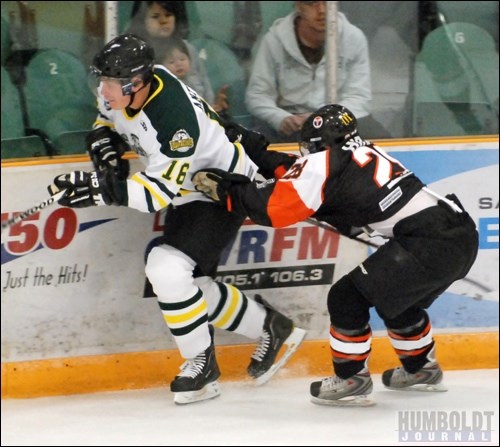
[245,1,390,142]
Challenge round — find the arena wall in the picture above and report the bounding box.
[1,137,498,397]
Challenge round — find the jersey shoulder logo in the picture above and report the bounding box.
[169,129,194,152]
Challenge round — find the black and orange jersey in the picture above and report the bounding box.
[230,135,425,233]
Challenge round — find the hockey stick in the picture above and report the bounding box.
[1,189,68,232]
[305,217,495,296]
[305,218,380,249]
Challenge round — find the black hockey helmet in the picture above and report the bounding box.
[89,33,155,95]
[299,104,357,155]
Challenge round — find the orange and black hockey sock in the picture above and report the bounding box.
[330,324,372,379]
[387,312,434,373]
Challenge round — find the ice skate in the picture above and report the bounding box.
[248,295,306,386]
[382,362,447,392]
[310,368,375,407]
[170,325,221,404]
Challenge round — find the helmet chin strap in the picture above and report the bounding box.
[127,93,135,107]
[126,82,149,108]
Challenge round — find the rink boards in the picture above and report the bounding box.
[1,136,498,397]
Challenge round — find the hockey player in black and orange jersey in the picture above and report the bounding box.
[47,34,306,405]
[193,104,479,406]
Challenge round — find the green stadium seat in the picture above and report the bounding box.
[118,1,136,33]
[413,23,499,136]
[53,130,89,155]
[186,2,233,44]
[187,1,293,61]
[1,136,46,159]
[260,1,294,32]
[1,66,52,158]
[23,49,96,147]
[1,66,25,140]
[1,15,12,66]
[436,1,499,46]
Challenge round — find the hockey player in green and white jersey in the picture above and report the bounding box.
[48,34,305,405]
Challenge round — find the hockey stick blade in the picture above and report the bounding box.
[1,189,68,232]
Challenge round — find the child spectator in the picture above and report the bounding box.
[161,37,229,115]
[127,1,216,106]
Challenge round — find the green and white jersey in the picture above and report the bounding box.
[94,65,257,212]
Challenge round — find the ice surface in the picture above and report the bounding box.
[2,369,498,446]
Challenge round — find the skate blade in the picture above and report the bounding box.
[385,382,447,392]
[173,381,221,405]
[254,327,307,386]
[310,394,376,407]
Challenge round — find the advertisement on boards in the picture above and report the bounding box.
[1,140,498,362]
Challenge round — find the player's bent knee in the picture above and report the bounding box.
[328,276,370,329]
[145,245,196,300]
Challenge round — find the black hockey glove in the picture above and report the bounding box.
[223,120,297,179]
[192,168,251,206]
[48,170,126,208]
[224,120,252,146]
[86,127,130,180]
[257,150,297,179]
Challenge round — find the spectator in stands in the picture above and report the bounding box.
[161,37,230,116]
[246,0,390,143]
[129,0,189,39]
[127,1,216,106]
